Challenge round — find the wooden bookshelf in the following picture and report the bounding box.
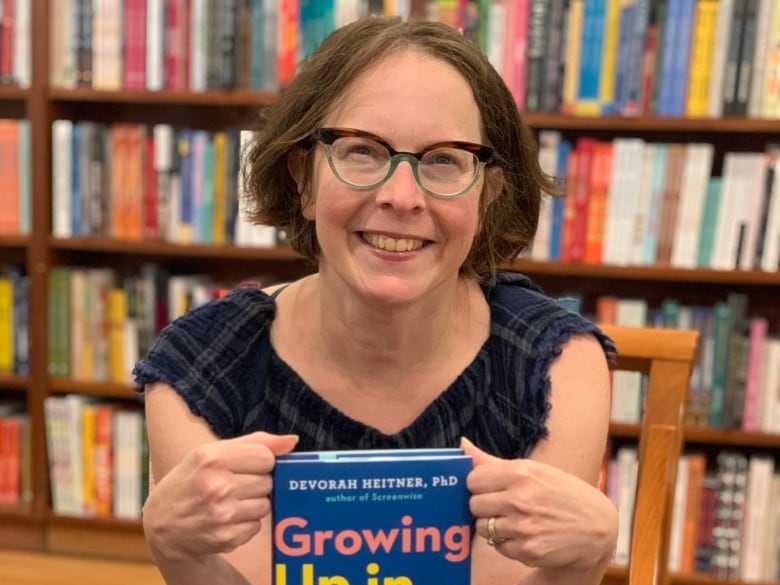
[0,0,775,581]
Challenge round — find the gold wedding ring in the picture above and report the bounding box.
[486,516,505,546]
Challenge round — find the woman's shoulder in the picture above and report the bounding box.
[486,271,615,357]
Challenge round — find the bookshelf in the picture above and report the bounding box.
[0,1,777,584]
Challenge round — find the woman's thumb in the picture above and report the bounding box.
[460,437,498,467]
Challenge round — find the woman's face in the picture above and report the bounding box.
[302,50,487,305]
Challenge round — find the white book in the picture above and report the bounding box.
[153,124,176,241]
[747,0,773,117]
[146,0,165,90]
[334,0,366,27]
[667,456,689,572]
[63,393,98,517]
[711,152,742,270]
[122,319,139,384]
[760,158,780,271]
[614,446,638,566]
[52,120,74,239]
[737,154,768,271]
[12,0,31,87]
[611,299,648,423]
[604,139,646,266]
[236,129,276,247]
[531,131,561,262]
[763,475,780,578]
[485,2,505,74]
[91,0,105,88]
[43,396,68,515]
[760,0,780,118]
[762,338,780,433]
[105,0,123,89]
[707,0,733,118]
[740,456,775,581]
[630,143,656,265]
[670,143,714,268]
[113,409,144,520]
[189,0,207,91]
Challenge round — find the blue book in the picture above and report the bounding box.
[549,140,571,261]
[272,448,473,585]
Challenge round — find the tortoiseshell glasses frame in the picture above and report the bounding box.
[308,127,494,199]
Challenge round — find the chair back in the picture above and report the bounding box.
[598,325,700,585]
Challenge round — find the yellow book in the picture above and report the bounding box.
[106,289,128,384]
[686,0,719,117]
[562,0,584,114]
[599,0,622,112]
[213,131,227,245]
[0,278,13,372]
[81,405,97,517]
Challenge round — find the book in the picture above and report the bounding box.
[272,448,472,585]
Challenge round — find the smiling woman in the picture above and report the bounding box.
[134,16,618,585]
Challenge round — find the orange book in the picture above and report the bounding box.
[110,125,129,239]
[0,120,20,234]
[680,453,706,573]
[81,405,97,516]
[94,404,114,517]
[560,150,579,262]
[583,142,614,264]
[125,125,146,240]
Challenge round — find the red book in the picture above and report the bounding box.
[123,0,148,89]
[144,133,159,240]
[277,0,299,87]
[566,137,596,263]
[0,0,13,85]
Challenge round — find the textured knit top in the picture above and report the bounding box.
[133,271,614,458]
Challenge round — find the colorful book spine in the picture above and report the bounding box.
[273,449,472,584]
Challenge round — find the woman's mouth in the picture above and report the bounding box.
[361,233,427,252]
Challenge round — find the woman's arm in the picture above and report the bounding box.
[467,333,618,585]
[142,382,297,585]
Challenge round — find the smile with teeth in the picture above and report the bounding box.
[363,233,425,252]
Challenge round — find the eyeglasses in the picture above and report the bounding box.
[309,128,494,199]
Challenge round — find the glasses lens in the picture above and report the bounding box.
[329,136,391,187]
[325,134,481,197]
[419,148,479,197]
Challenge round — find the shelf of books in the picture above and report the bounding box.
[0,0,775,582]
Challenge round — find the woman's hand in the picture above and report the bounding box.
[142,431,298,562]
[462,438,617,570]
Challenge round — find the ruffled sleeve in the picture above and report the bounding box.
[487,272,615,458]
[133,287,277,438]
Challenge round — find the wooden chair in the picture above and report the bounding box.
[598,325,700,585]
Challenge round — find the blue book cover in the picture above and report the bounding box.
[272,448,473,585]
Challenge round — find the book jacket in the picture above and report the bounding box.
[272,448,473,585]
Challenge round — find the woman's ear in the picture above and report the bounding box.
[287,147,307,193]
[288,147,316,220]
[483,166,504,206]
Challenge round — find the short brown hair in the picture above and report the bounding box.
[242,16,556,284]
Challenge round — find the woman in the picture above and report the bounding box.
[136,16,618,585]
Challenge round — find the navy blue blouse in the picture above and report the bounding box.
[133,272,614,458]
